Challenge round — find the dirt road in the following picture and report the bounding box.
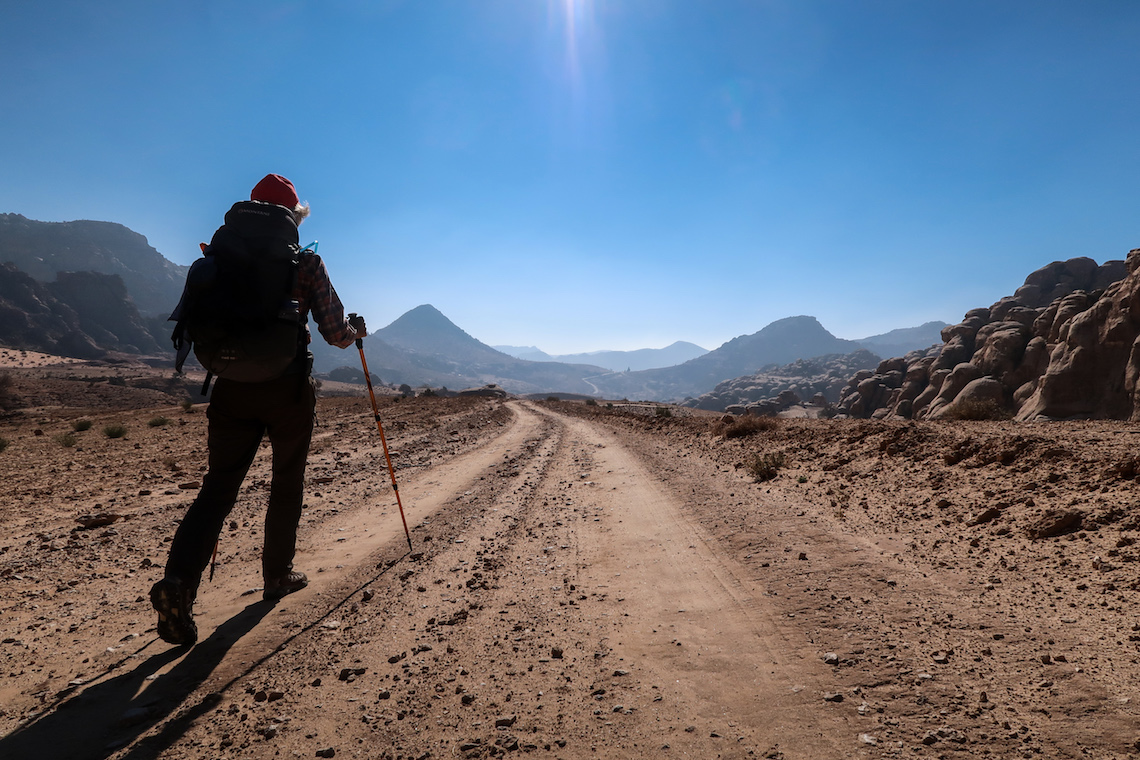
[4,396,1140,759]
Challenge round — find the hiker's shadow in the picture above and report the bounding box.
[0,599,276,760]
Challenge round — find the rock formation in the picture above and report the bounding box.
[835,255,1133,420]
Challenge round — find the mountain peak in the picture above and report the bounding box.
[377,304,507,362]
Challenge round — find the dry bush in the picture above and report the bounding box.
[943,399,1013,421]
[72,419,93,432]
[54,432,77,448]
[747,451,786,482]
[0,437,9,453]
[148,415,170,427]
[714,414,780,438]
[103,424,128,439]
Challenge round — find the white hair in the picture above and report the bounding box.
[293,202,311,224]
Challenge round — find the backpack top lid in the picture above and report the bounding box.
[220,200,300,247]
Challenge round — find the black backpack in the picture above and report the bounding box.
[171,200,306,392]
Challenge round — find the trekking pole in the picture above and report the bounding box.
[209,540,219,581]
[352,325,413,552]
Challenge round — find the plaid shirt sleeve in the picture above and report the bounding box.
[295,252,360,349]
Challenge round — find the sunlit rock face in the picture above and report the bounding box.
[836,255,1136,420]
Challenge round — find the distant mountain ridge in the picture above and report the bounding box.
[308,305,610,395]
[586,316,866,401]
[855,321,948,360]
[493,341,708,372]
[0,212,950,399]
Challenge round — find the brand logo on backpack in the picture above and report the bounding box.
[170,201,307,389]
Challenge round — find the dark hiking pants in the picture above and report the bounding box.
[164,374,316,597]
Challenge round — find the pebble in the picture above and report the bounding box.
[823,692,844,702]
[316,748,335,758]
[823,652,839,665]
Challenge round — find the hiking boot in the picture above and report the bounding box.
[150,577,198,646]
[263,570,308,600]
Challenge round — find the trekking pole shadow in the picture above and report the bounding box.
[0,599,275,760]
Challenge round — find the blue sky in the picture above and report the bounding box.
[3,1,1139,354]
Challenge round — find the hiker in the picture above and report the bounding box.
[150,173,367,646]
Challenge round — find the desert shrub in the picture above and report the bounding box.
[943,399,1013,421]
[103,424,128,439]
[180,399,194,412]
[54,432,77,448]
[714,415,780,438]
[655,406,672,417]
[148,415,170,427]
[747,451,786,482]
[161,455,180,471]
[585,398,598,406]
[605,403,613,409]
[0,437,9,453]
[72,419,93,432]
[797,475,808,483]
[108,376,127,387]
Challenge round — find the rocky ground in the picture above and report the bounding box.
[2,357,1140,759]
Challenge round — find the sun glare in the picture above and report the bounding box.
[552,0,596,90]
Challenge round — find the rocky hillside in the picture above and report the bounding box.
[0,262,163,358]
[683,349,882,412]
[835,255,1132,420]
[0,213,187,318]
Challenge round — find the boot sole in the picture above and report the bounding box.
[151,580,198,646]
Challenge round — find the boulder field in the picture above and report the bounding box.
[836,252,1140,420]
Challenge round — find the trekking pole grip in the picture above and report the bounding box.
[349,313,363,349]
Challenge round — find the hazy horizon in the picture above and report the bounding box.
[3,1,1138,355]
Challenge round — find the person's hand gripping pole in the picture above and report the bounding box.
[351,314,413,552]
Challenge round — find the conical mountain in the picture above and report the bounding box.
[375,304,512,363]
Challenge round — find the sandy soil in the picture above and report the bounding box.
[2,381,1140,759]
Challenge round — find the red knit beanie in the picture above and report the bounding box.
[250,174,300,208]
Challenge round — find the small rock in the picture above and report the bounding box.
[315,748,335,758]
[823,692,844,703]
[859,733,877,745]
[823,652,839,666]
[551,647,564,659]
[461,694,476,705]
[495,715,517,728]
[921,732,939,745]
